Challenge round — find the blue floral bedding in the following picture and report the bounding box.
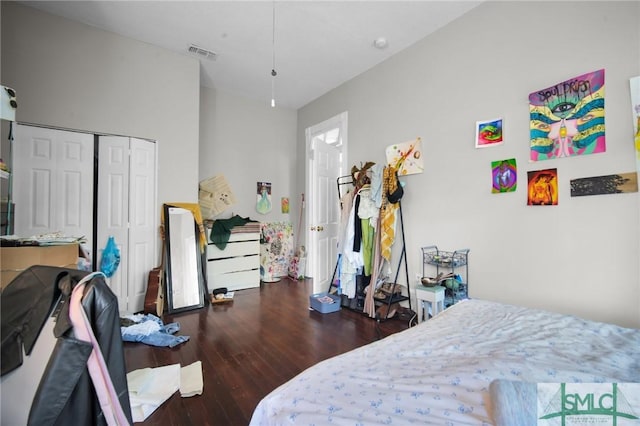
[250,299,640,425]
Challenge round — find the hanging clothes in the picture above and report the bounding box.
[356,186,377,276]
[380,166,400,262]
[340,193,363,298]
[363,214,383,318]
[370,163,384,209]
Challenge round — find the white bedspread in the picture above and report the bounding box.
[250,299,640,425]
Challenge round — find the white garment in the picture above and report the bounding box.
[342,194,363,271]
[180,361,203,398]
[337,190,355,253]
[128,364,180,422]
[370,164,384,209]
[356,187,378,228]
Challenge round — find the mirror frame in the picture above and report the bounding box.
[163,204,206,313]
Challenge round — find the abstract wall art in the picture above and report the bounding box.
[529,69,606,161]
[385,137,424,176]
[476,118,503,148]
[570,172,638,197]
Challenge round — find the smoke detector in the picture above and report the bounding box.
[187,44,217,60]
[373,37,388,49]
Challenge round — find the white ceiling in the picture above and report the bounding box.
[19,1,482,110]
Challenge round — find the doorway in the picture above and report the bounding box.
[305,112,347,294]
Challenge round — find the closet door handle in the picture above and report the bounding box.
[310,226,317,231]
[317,226,324,231]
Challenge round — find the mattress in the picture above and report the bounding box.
[249,299,640,425]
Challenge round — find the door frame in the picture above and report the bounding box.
[305,111,348,294]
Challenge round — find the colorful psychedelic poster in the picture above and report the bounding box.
[630,76,640,174]
[527,168,558,206]
[529,69,606,161]
[385,137,424,176]
[491,158,517,193]
[476,118,503,148]
[256,181,272,214]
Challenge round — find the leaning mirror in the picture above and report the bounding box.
[163,204,205,313]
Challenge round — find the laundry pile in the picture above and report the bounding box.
[120,313,189,348]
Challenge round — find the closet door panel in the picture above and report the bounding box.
[13,126,93,247]
[127,138,157,313]
[98,136,130,312]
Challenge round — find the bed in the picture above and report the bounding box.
[249,299,640,425]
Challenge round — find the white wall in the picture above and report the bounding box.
[199,87,298,223]
[298,1,640,328]
[1,2,200,207]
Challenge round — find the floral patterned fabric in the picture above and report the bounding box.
[250,299,640,425]
[260,222,293,281]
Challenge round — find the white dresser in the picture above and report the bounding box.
[206,228,260,291]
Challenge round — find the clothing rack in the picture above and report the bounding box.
[329,173,411,322]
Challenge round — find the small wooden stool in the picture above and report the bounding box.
[415,285,445,323]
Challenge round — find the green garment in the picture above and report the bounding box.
[210,215,257,250]
[361,218,374,276]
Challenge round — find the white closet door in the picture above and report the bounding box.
[13,125,94,248]
[97,136,130,312]
[127,137,157,312]
[98,136,157,313]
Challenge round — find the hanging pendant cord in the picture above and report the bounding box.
[271,1,277,107]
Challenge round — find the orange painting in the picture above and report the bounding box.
[527,168,558,205]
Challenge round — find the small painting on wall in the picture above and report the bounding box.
[491,158,517,193]
[281,197,290,214]
[529,69,606,161]
[256,182,272,214]
[527,168,558,205]
[476,118,503,148]
[385,138,423,176]
[570,172,638,197]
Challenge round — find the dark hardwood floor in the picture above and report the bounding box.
[124,279,410,425]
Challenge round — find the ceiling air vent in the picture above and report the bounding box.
[187,44,217,61]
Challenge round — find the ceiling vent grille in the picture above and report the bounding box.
[187,44,217,60]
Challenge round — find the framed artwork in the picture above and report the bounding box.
[527,169,558,206]
[385,138,423,176]
[529,69,606,161]
[476,118,503,148]
[491,158,517,193]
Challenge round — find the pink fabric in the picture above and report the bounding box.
[69,272,130,426]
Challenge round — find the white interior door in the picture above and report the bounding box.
[98,136,130,312]
[98,136,157,313]
[127,138,157,312]
[13,125,94,247]
[306,112,347,294]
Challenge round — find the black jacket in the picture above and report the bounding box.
[1,265,132,425]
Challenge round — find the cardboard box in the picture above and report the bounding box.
[0,244,78,289]
[309,292,341,314]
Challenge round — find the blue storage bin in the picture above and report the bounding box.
[309,292,341,313]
